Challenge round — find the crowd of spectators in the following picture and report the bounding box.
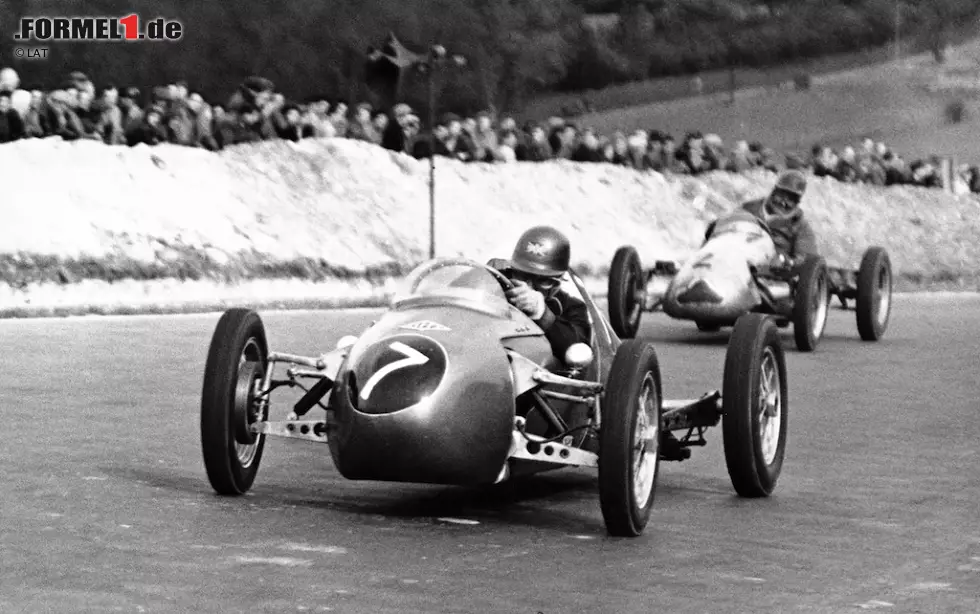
[2,67,978,195]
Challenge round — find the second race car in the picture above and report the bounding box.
[607,211,893,351]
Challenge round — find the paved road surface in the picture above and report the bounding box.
[1,295,978,613]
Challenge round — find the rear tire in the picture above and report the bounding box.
[608,246,644,339]
[201,308,270,496]
[792,256,829,352]
[856,247,892,341]
[722,314,788,497]
[599,339,662,537]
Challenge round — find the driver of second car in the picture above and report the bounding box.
[703,170,819,268]
[489,226,591,363]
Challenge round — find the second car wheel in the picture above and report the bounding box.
[608,246,645,339]
[856,246,892,341]
[792,255,830,352]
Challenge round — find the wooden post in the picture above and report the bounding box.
[728,65,736,105]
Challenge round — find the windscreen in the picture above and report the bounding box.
[391,258,511,315]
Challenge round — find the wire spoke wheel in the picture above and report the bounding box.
[722,314,789,498]
[599,339,662,537]
[631,373,660,505]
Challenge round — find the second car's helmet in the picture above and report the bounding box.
[765,170,807,219]
[510,225,571,278]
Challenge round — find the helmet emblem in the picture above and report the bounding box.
[525,241,548,257]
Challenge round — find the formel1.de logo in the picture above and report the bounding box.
[14,14,183,42]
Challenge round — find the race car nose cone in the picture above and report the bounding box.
[676,280,723,304]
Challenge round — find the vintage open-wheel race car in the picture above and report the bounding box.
[607,211,893,352]
[200,257,789,537]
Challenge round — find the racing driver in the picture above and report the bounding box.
[489,226,591,363]
[705,169,819,267]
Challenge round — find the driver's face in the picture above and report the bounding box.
[510,270,561,295]
[768,189,800,214]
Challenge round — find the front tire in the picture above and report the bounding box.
[856,247,892,341]
[608,246,645,339]
[722,314,788,498]
[201,308,270,496]
[792,256,829,352]
[599,339,662,537]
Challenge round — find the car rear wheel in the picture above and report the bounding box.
[722,314,788,497]
[599,339,662,537]
[608,246,645,339]
[201,308,270,496]
[856,247,892,341]
[792,256,829,352]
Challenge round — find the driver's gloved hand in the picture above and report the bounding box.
[506,281,546,320]
[769,253,790,269]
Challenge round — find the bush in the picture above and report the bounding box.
[561,26,633,91]
[794,73,812,91]
[945,100,967,124]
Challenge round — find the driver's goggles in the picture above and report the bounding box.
[511,272,561,292]
[769,190,799,212]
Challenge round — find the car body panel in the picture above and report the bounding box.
[661,212,778,325]
[325,259,620,486]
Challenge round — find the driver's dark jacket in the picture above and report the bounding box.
[534,290,592,360]
[740,198,819,258]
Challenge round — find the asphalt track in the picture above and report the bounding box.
[1,295,978,614]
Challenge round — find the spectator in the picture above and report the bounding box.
[727,140,754,173]
[551,124,577,159]
[703,133,728,171]
[0,68,30,118]
[522,124,553,161]
[20,90,48,138]
[470,111,498,162]
[441,113,476,162]
[571,128,604,162]
[328,99,348,136]
[93,86,125,145]
[347,103,377,143]
[836,146,860,182]
[128,104,168,146]
[496,130,519,162]
[381,103,412,153]
[371,110,389,143]
[0,91,24,142]
[609,132,629,166]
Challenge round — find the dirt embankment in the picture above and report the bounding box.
[2,137,978,317]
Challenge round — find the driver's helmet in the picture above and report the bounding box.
[508,225,571,297]
[765,170,807,220]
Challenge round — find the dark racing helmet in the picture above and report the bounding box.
[510,225,571,279]
[765,170,807,219]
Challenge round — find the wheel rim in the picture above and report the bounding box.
[624,262,641,328]
[234,338,265,468]
[632,372,659,507]
[811,273,828,339]
[876,265,891,328]
[758,346,782,466]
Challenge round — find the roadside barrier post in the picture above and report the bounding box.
[422,46,467,259]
